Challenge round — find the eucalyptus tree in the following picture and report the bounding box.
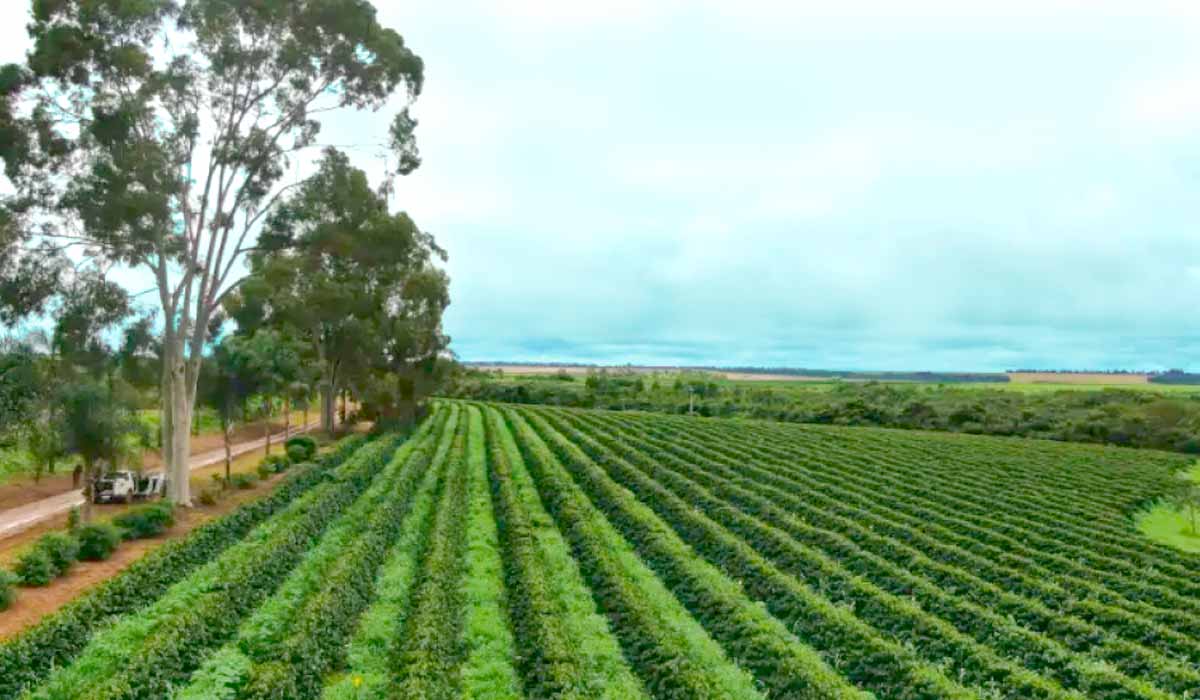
[0,1,424,505]
[379,265,451,424]
[229,149,441,432]
[59,381,137,523]
[224,328,303,455]
[198,338,259,483]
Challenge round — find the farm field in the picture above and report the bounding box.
[3,401,1200,699]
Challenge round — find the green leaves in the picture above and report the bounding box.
[0,435,364,699]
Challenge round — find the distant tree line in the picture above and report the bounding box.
[445,371,1200,455]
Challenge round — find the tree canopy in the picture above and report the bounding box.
[0,0,428,505]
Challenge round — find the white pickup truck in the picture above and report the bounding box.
[93,471,167,504]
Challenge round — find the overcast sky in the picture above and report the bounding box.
[5,2,1200,371]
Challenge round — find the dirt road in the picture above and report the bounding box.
[0,420,320,542]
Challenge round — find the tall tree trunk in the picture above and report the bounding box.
[72,464,82,489]
[284,399,291,438]
[80,459,95,524]
[224,421,233,486]
[264,397,273,456]
[340,389,347,426]
[165,349,194,507]
[397,368,416,428]
[319,373,336,434]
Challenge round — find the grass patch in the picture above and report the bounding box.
[1136,463,1200,552]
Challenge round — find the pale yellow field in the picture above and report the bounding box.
[1006,372,1150,385]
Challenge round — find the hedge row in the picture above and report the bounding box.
[591,409,1200,696]
[388,406,474,699]
[559,409,1181,700]
[454,406,523,700]
[0,434,365,700]
[501,406,872,700]
[501,406,770,699]
[666,414,1200,663]
[506,405,974,700]
[481,406,647,699]
[23,434,400,700]
[319,416,453,699]
[175,410,449,700]
[238,408,460,700]
[731,418,1200,609]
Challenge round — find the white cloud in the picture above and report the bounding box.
[1115,68,1200,138]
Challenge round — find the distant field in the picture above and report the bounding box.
[1007,371,1150,385]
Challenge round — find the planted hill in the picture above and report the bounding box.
[4,401,1200,699]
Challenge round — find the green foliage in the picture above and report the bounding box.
[59,380,137,478]
[112,501,175,540]
[0,434,365,698]
[285,435,317,461]
[232,472,260,490]
[456,407,522,699]
[479,407,647,698]
[36,532,79,575]
[447,374,1200,455]
[75,524,122,562]
[234,417,447,699]
[285,443,307,464]
[261,454,290,474]
[229,148,450,430]
[0,570,16,611]
[14,402,1200,700]
[13,547,57,587]
[17,436,389,700]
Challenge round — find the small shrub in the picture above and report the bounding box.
[285,443,307,464]
[66,507,80,533]
[113,502,176,540]
[76,524,122,561]
[231,472,259,490]
[284,435,317,461]
[256,462,273,480]
[36,533,79,575]
[0,570,16,610]
[260,454,290,475]
[197,487,221,506]
[14,548,57,586]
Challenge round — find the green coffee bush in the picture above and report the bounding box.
[114,502,176,540]
[14,548,57,587]
[285,444,307,464]
[284,435,317,461]
[261,454,290,475]
[0,570,16,610]
[36,533,79,575]
[231,472,259,490]
[76,524,122,561]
